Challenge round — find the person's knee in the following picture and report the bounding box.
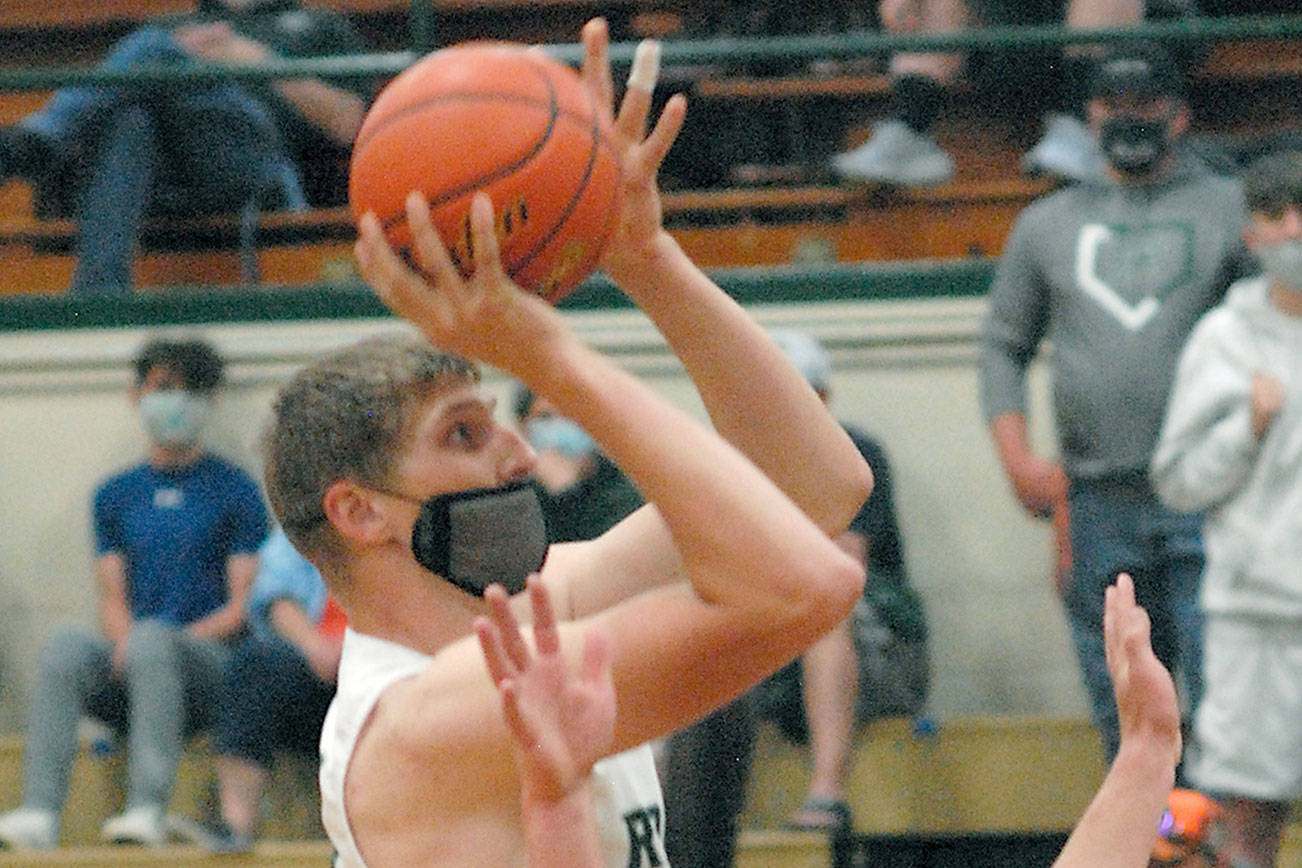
[123,620,182,670]
[38,626,103,679]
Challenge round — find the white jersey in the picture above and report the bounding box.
[320,627,670,867]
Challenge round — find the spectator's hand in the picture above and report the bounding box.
[174,22,272,65]
[475,577,616,802]
[1249,371,1285,440]
[1052,496,1073,596]
[1104,574,1181,765]
[355,192,570,377]
[1006,453,1068,519]
[578,19,686,276]
[110,636,129,675]
[879,0,923,32]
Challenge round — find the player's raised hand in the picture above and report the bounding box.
[579,18,685,275]
[355,192,568,374]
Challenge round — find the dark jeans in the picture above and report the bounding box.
[213,636,334,771]
[661,694,757,868]
[21,25,305,295]
[1064,474,1205,762]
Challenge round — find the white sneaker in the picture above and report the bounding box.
[831,119,956,186]
[1022,114,1106,182]
[100,804,166,847]
[0,807,57,850]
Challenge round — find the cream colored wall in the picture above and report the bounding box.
[0,296,1085,733]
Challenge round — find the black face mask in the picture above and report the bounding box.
[1099,115,1172,176]
[401,480,548,598]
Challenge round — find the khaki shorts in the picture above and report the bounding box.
[1189,616,1302,802]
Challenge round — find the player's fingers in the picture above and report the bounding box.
[581,18,614,117]
[528,576,560,656]
[614,40,659,143]
[356,213,427,310]
[636,92,686,175]
[474,616,516,686]
[486,583,532,669]
[405,191,460,286]
[498,680,532,745]
[467,193,507,289]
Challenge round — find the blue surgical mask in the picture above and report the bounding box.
[139,390,211,447]
[1256,239,1302,291]
[526,416,596,460]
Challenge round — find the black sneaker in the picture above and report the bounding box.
[0,125,58,183]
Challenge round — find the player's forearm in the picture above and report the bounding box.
[604,233,871,534]
[526,338,862,615]
[1052,736,1175,868]
[186,604,244,640]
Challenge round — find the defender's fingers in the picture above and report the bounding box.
[528,576,561,657]
[497,679,532,744]
[405,191,460,284]
[581,18,614,116]
[614,40,660,143]
[474,617,516,686]
[486,583,532,669]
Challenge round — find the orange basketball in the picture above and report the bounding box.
[349,42,623,304]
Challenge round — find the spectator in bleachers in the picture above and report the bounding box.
[1151,150,1302,868]
[202,526,343,853]
[663,329,926,864]
[831,0,1185,186]
[511,385,643,545]
[0,336,268,850]
[978,43,1253,765]
[0,0,372,296]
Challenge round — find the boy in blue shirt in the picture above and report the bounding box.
[0,337,268,850]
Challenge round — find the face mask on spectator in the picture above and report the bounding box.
[1256,238,1302,291]
[526,416,596,460]
[1099,116,1172,175]
[139,390,211,447]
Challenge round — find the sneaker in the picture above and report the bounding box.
[0,124,58,183]
[1022,114,1106,183]
[100,804,166,847]
[0,807,58,850]
[830,119,956,187]
[167,815,254,855]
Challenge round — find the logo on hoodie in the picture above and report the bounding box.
[1075,221,1194,330]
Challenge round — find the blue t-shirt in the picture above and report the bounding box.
[92,456,269,626]
[244,527,327,643]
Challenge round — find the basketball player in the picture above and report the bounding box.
[261,18,872,867]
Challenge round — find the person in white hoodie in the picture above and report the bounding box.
[1151,149,1302,868]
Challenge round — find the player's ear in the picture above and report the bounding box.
[323,480,395,548]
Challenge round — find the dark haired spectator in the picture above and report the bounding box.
[0,336,268,850]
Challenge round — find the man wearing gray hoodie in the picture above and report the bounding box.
[978,42,1252,763]
[1151,151,1302,868]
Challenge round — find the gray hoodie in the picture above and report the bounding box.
[979,154,1251,479]
[1152,276,1302,618]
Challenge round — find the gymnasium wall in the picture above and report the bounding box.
[0,295,1086,733]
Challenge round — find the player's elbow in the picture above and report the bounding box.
[797,545,866,629]
[828,454,874,534]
